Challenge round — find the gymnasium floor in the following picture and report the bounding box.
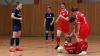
[1,35,100,56]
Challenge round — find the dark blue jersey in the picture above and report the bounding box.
[45,12,54,23]
[12,8,22,25]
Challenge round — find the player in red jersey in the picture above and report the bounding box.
[64,34,88,54]
[64,41,80,54]
[69,8,90,55]
[55,3,69,49]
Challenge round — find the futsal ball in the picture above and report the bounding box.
[57,46,64,53]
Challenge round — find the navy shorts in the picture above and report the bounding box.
[45,23,54,31]
[12,24,21,32]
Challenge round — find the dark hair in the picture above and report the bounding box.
[15,2,21,7]
[71,7,79,12]
[61,2,65,5]
[69,16,76,23]
[47,6,51,9]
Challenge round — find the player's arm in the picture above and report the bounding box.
[51,17,55,25]
[56,16,60,23]
[82,14,87,24]
[75,15,81,36]
[44,18,46,27]
[51,13,55,25]
[59,15,69,21]
[76,22,80,36]
[44,13,46,27]
[70,26,75,37]
[56,14,68,23]
[60,10,69,21]
[11,13,22,20]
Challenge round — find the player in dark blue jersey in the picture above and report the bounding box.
[9,2,23,52]
[44,6,55,42]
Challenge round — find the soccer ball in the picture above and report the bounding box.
[57,46,64,53]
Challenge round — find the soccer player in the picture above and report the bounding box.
[64,41,79,54]
[69,8,90,55]
[55,3,69,49]
[44,6,55,42]
[9,2,23,52]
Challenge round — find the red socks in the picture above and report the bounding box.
[56,36,60,45]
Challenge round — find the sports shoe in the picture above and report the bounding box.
[16,47,23,51]
[55,44,60,49]
[9,47,15,52]
[78,51,87,56]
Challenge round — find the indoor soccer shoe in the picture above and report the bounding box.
[78,51,87,56]
[55,44,60,49]
[16,47,23,51]
[9,48,15,52]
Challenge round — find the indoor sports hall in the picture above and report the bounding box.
[0,0,100,56]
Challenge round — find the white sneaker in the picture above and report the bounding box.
[78,51,87,56]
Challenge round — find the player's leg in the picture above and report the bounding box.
[45,31,49,43]
[15,31,23,51]
[77,38,88,55]
[15,24,23,51]
[51,31,54,41]
[14,24,23,51]
[55,30,62,49]
[45,23,50,43]
[9,24,20,52]
[75,34,88,55]
[9,32,18,52]
[63,24,70,42]
[78,25,90,55]
[45,30,49,43]
[50,24,54,41]
[16,31,21,47]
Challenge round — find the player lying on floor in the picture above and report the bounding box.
[64,15,90,55]
[64,37,87,54]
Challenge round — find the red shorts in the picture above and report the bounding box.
[79,23,90,39]
[57,19,69,34]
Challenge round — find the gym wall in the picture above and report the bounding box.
[0,0,100,36]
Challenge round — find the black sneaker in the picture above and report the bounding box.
[55,44,60,49]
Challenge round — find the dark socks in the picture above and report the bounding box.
[45,33,48,40]
[52,33,54,40]
[16,38,20,46]
[10,37,15,46]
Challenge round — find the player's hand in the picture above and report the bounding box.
[56,19,58,23]
[59,15,69,21]
[50,23,53,26]
[18,18,22,20]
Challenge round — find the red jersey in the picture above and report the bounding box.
[57,9,69,33]
[75,11,87,25]
[74,11,90,39]
[64,42,82,54]
[59,9,69,23]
